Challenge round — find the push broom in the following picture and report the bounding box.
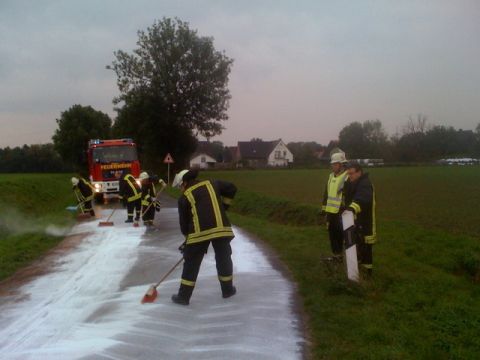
[98,208,116,227]
[141,258,184,304]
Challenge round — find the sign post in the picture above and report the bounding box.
[163,153,174,185]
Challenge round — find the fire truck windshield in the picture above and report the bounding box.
[92,146,138,163]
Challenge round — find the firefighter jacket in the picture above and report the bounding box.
[178,180,237,245]
[343,173,377,244]
[74,178,94,202]
[141,181,156,207]
[119,174,141,203]
[322,170,348,214]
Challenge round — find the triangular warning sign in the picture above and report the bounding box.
[163,153,174,164]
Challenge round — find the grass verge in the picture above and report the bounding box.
[0,174,75,280]
[230,213,480,360]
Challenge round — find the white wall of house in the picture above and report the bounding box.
[267,141,294,167]
[190,153,217,169]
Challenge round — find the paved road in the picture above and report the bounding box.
[0,195,305,360]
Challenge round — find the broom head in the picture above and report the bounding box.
[98,221,114,227]
[141,285,158,304]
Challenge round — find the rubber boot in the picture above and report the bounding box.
[171,284,193,306]
[220,280,237,299]
[125,217,133,223]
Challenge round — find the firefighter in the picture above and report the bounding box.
[171,169,237,305]
[343,162,376,275]
[321,151,348,260]
[140,171,166,227]
[71,176,95,217]
[119,173,141,224]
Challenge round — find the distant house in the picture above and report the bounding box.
[236,139,294,167]
[189,141,218,169]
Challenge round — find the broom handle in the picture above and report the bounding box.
[155,258,184,288]
[105,208,116,222]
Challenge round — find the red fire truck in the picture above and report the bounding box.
[87,139,141,201]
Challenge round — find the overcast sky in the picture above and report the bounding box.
[0,0,479,147]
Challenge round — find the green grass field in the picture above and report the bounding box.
[200,167,480,359]
[0,174,74,280]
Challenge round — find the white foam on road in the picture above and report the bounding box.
[0,210,304,360]
[0,212,145,360]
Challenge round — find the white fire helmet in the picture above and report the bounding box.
[71,177,79,186]
[330,152,347,164]
[172,169,190,188]
[139,171,149,181]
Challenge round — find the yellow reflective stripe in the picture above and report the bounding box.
[141,200,150,206]
[125,177,140,201]
[185,191,200,234]
[206,182,223,227]
[365,235,376,244]
[181,279,195,286]
[369,186,377,243]
[185,180,210,193]
[75,189,84,201]
[350,202,361,214]
[187,226,234,240]
[222,197,233,205]
[128,193,141,202]
[187,229,234,244]
[218,275,233,282]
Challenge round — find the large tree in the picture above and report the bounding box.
[52,105,111,171]
[109,18,233,168]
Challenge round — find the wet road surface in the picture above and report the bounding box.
[0,195,305,360]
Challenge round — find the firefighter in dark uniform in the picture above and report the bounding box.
[343,162,377,275]
[321,151,348,260]
[139,171,166,227]
[171,169,237,305]
[119,173,141,223]
[71,177,95,217]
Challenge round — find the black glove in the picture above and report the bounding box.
[154,201,161,212]
[178,241,186,254]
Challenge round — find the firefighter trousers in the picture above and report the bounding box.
[126,199,141,221]
[177,237,234,301]
[82,200,95,216]
[142,203,155,225]
[356,233,373,269]
[327,213,343,255]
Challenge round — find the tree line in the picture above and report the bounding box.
[0,144,71,173]
[338,116,480,162]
